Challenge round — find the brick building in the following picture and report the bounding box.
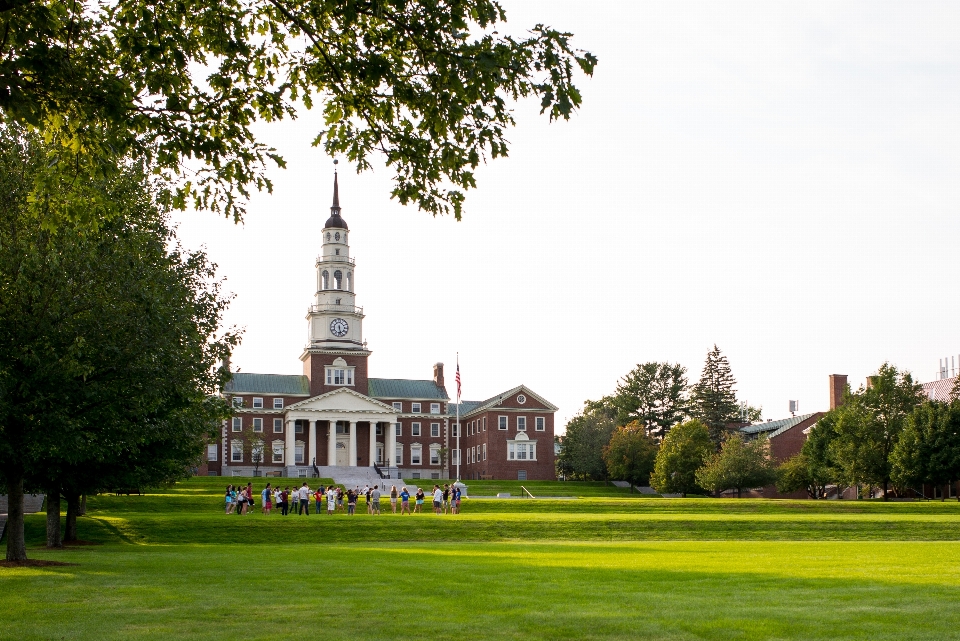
[206,174,557,480]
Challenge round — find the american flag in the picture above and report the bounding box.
[455,360,461,401]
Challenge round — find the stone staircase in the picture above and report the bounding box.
[312,466,421,497]
[0,494,45,541]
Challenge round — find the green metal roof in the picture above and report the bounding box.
[368,378,450,400]
[740,413,817,440]
[223,373,310,395]
[447,401,483,417]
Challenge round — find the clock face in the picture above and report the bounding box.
[329,318,349,337]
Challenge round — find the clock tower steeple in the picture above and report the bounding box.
[301,169,370,395]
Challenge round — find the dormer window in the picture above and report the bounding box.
[325,357,355,387]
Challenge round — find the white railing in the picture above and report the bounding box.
[308,304,363,315]
[316,255,356,265]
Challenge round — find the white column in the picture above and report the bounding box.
[308,420,317,466]
[368,422,377,467]
[327,420,337,467]
[285,420,295,469]
[348,421,357,467]
[387,418,397,468]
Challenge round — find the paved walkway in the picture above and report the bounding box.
[0,494,45,541]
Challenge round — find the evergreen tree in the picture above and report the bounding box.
[690,345,740,447]
[611,362,688,440]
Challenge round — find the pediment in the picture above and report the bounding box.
[286,387,395,414]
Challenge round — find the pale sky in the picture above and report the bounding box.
[172,1,960,429]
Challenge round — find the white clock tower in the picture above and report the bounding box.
[305,171,366,351]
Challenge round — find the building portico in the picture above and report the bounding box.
[280,388,398,475]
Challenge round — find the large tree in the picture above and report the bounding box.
[0,126,235,561]
[696,434,777,499]
[611,362,688,440]
[556,399,616,481]
[602,421,659,487]
[0,0,596,225]
[827,363,925,500]
[689,345,741,447]
[649,419,713,497]
[891,401,960,500]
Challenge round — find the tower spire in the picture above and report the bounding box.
[332,169,340,210]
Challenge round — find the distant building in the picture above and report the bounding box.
[204,174,557,481]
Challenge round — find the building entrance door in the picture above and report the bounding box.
[336,440,348,466]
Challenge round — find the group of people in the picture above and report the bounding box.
[223,482,463,516]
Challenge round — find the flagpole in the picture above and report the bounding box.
[455,353,461,483]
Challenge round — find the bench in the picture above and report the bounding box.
[265,471,282,478]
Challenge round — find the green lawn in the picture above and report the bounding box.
[3,477,960,640]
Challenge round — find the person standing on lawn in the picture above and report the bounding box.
[280,487,290,516]
[453,485,461,514]
[225,485,234,514]
[326,486,336,515]
[347,488,357,515]
[442,484,450,514]
[366,486,373,514]
[261,484,273,515]
[314,486,324,514]
[389,485,398,514]
[414,488,425,513]
[432,485,443,515]
[371,485,381,515]
[299,483,311,515]
[399,487,411,515]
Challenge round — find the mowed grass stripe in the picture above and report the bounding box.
[3,542,960,641]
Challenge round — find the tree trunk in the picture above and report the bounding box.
[883,480,889,501]
[45,487,62,548]
[79,493,87,516]
[64,492,80,542]
[4,472,28,561]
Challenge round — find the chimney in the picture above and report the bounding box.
[433,362,445,387]
[829,374,847,410]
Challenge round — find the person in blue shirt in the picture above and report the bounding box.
[399,487,411,515]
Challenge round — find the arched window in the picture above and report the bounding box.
[326,232,331,241]
[333,270,343,290]
[321,270,329,290]
[347,272,353,291]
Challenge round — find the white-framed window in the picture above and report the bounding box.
[395,443,403,465]
[451,449,459,465]
[412,422,421,437]
[483,417,486,431]
[252,397,263,409]
[253,418,263,432]
[325,367,354,386]
[431,423,440,437]
[482,443,487,461]
[411,444,422,465]
[430,444,440,465]
[517,394,527,405]
[376,424,383,435]
[536,416,545,431]
[393,402,402,411]
[274,418,283,433]
[231,396,243,407]
[469,447,474,464]
[498,416,507,430]
[469,421,473,435]
[207,444,218,461]
[272,441,284,463]
[412,402,421,413]
[377,443,384,464]
[507,441,537,461]
[395,423,401,436]
[295,443,305,464]
[232,417,242,432]
[295,423,304,434]
[517,417,526,432]
[452,423,459,437]
[231,441,243,462]
[251,442,264,463]
[430,403,440,414]
[273,398,284,409]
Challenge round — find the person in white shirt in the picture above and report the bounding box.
[326,486,336,515]
[432,485,443,515]
[299,483,310,515]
